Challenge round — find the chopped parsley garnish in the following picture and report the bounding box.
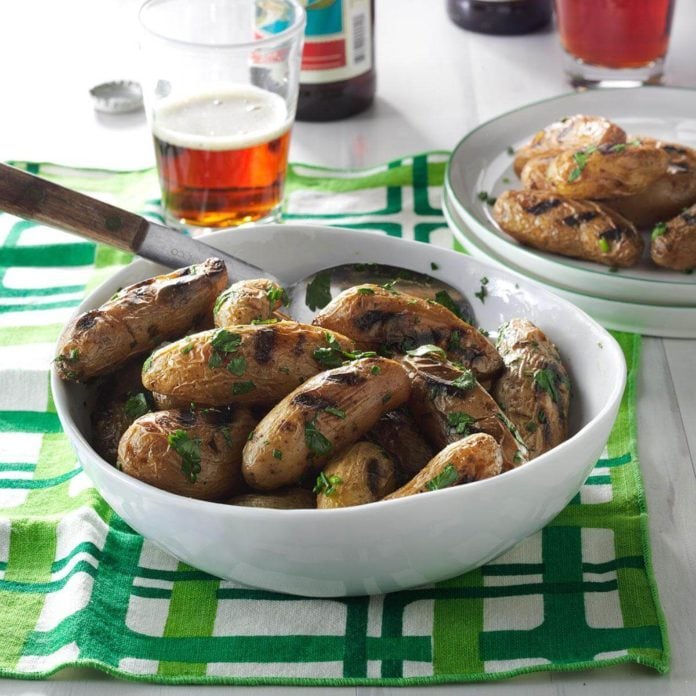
[475,277,489,303]
[568,145,597,183]
[538,409,547,423]
[534,368,560,402]
[211,329,242,353]
[477,190,497,206]
[208,351,223,369]
[598,237,611,254]
[452,368,476,391]
[272,448,283,460]
[266,285,289,307]
[251,317,281,325]
[313,471,342,496]
[213,288,233,314]
[370,365,381,375]
[232,380,256,395]
[651,221,667,240]
[426,463,459,491]
[305,419,333,456]
[220,427,233,448]
[526,421,538,433]
[181,343,194,355]
[430,262,440,271]
[406,344,447,359]
[167,429,201,483]
[502,176,511,184]
[610,143,626,153]
[67,348,79,362]
[313,332,376,368]
[325,406,346,419]
[448,329,461,352]
[124,392,149,419]
[506,145,515,156]
[447,411,476,435]
[513,450,525,464]
[434,290,462,318]
[227,356,247,376]
[142,355,154,372]
[305,271,332,311]
[357,287,376,295]
[382,392,393,404]
[382,279,398,292]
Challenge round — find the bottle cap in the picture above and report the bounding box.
[89,80,143,114]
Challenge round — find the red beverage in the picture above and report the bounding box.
[555,0,675,69]
[153,87,292,228]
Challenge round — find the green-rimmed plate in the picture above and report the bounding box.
[445,86,696,307]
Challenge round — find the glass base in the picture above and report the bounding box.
[562,51,665,89]
[163,205,282,237]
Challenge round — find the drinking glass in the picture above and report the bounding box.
[554,0,676,88]
[138,0,305,232]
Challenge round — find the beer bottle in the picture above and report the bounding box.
[447,0,552,35]
[296,0,375,122]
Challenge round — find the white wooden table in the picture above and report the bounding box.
[0,1,695,694]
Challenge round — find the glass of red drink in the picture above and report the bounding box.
[554,0,676,88]
[138,0,305,232]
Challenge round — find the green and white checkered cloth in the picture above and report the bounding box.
[0,154,669,685]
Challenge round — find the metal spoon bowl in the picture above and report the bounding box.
[0,164,475,325]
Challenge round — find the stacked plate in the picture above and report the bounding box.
[444,87,696,338]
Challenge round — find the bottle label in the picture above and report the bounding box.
[300,0,372,84]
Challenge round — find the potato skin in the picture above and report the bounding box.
[493,190,644,267]
[242,357,410,491]
[214,278,287,327]
[513,114,626,176]
[227,488,316,509]
[603,140,696,227]
[651,204,696,271]
[403,354,527,472]
[142,321,356,407]
[366,408,435,485]
[313,284,502,384]
[493,319,571,459]
[117,407,256,501]
[384,434,503,500]
[55,258,227,382]
[91,359,150,465]
[316,442,398,509]
[520,156,554,190]
[545,142,668,200]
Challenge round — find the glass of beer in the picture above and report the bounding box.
[138,0,305,232]
[554,0,676,88]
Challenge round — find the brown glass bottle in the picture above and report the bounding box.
[447,0,551,35]
[296,0,375,122]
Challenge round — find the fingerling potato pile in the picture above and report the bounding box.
[56,259,572,509]
[493,114,696,272]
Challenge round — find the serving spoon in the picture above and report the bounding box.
[0,163,474,324]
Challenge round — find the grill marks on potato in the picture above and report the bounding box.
[141,321,356,407]
[55,258,228,382]
[493,319,571,460]
[493,190,644,267]
[313,284,502,383]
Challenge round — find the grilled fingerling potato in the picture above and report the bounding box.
[384,433,503,500]
[513,114,626,177]
[651,204,696,271]
[117,407,257,501]
[544,141,668,200]
[242,357,410,491]
[214,278,288,327]
[492,190,644,267]
[142,321,356,407]
[403,353,528,472]
[493,319,571,459]
[315,442,398,509]
[313,284,503,384]
[366,408,435,484]
[55,258,227,382]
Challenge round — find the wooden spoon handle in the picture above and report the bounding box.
[0,163,148,251]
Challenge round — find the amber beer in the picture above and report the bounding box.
[152,86,292,229]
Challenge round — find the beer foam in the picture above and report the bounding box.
[152,85,291,151]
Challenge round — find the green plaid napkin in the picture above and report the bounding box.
[0,154,669,685]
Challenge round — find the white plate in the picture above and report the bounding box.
[444,190,696,339]
[445,86,696,307]
[53,225,625,597]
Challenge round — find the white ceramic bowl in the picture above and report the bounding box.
[52,225,626,597]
